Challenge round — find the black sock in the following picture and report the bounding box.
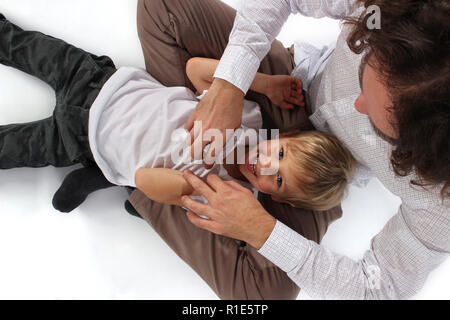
[52,166,115,213]
[124,200,142,219]
[0,14,5,21]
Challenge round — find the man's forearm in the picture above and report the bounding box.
[214,0,358,93]
[259,207,447,300]
[259,220,388,299]
[187,57,272,97]
[213,0,292,93]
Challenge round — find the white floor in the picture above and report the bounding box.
[0,0,448,300]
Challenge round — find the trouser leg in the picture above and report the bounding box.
[0,16,115,103]
[0,117,74,168]
[130,190,300,300]
[0,16,115,168]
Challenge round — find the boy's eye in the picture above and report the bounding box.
[277,175,283,187]
[279,148,284,160]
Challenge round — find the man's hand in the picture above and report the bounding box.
[181,171,276,249]
[264,75,304,109]
[184,78,245,167]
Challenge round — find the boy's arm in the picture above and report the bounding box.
[186,58,218,93]
[135,168,199,207]
[186,57,270,94]
[186,57,304,108]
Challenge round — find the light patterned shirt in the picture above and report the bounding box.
[214,0,450,299]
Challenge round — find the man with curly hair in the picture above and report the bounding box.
[126,0,450,299]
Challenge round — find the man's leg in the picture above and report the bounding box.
[137,0,309,131]
[132,0,341,299]
[130,188,341,300]
[130,190,300,299]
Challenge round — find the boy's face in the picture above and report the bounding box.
[238,138,301,205]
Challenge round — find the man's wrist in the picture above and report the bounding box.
[212,78,245,97]
[248,213,277,250]
[214,45,260,94]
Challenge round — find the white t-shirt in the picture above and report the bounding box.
[88,67,262,189]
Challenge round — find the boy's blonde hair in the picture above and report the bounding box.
[282,131,356,211]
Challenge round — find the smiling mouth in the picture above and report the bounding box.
[246,150,259,177]
[247,162,257,176]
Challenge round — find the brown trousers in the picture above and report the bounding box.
[129,0,342,300]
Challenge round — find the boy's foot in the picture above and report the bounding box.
[0,14,6,21]
[52,166,115,213]
[124,200,141,219]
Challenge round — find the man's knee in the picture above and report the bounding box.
[137,0,162,26]
[137,0,186,40]
[138,0,164,13]
[138,0,185,19]
[138,0,210,23]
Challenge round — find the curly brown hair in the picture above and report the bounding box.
[345,0,450,198]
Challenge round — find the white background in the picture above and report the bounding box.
[0,0,448,300]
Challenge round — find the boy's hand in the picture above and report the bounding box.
[264,75,305,109]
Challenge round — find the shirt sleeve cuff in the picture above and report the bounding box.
[214,45,261,94]
[258,220,312,273]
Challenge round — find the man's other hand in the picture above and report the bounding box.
[181,170,276,249]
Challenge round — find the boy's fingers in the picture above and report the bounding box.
[287,96,300,105]
[290,90,305,106]
[291,78,301,87]
[280,101,294,109]
[288,96,304,107]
